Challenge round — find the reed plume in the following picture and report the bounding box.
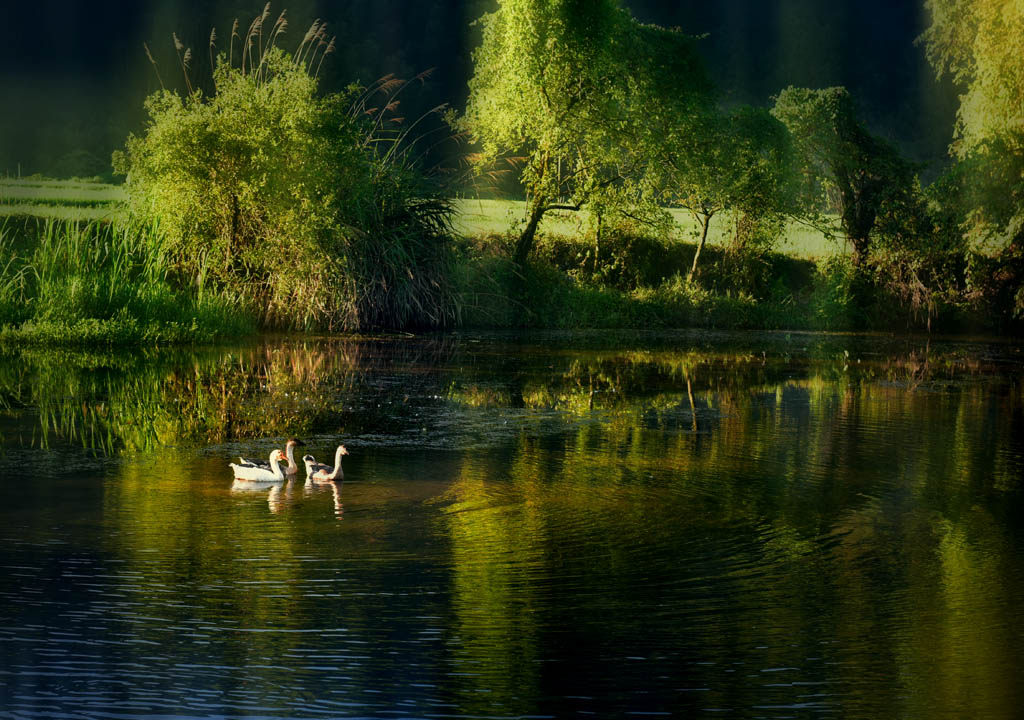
[143,42,164,90]
[173,33,194,94]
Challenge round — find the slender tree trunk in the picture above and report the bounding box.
[514,196,547,266]
[687,212,713,283]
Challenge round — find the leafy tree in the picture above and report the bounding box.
[648,106,795,281]
[920,0,1024,155]
[771,86,916,267]
[921,0,1024,320]
[461,0,710,265]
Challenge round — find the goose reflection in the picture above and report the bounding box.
[303,476,344,519]
[231,477,296,514]
[267,479,300,513]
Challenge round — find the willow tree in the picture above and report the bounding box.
[921,0,1024,318]
[461,0,710,265]
[772,86,915,266]
[921,0,1024,154]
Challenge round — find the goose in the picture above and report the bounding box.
[305,445,348,482]
[230,449,287,482]
[237,438,306,475]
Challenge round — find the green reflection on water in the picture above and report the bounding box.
[0,333,1022,716]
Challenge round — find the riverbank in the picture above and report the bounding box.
[0,179,1013,342]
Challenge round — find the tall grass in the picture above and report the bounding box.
[0,219,255,344]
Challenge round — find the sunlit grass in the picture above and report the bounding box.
[0,218,255,345]
[452,197,842,258]
[0,178,126,221]
[1,182,839,259]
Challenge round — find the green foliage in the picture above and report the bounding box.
[921,0,1024,323]
[771,86,917,265]
[0,219,252,344]
[116,19,455,331]
[647,105,796,280]
[460,0,711,264]
[868,173,969,327]
[921,0,1024,155]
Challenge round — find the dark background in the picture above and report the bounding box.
[0,0,959,180]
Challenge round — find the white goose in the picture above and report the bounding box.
[305,445,348,482]
[237,438,306,475]
[230,449,287,482]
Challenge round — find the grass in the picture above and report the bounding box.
[0,178,126,221]
[0,183,950,338]
[452,197,842,259]
[0,217,255,345]
[3,185,840,259]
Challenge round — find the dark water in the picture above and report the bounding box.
[0,331,1022,719]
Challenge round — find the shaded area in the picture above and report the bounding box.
[0,0,957,178]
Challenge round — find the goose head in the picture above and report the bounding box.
[302,454,316,476]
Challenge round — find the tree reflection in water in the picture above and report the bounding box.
[0,332,1021,717]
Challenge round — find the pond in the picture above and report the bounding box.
[0,331,1022,719]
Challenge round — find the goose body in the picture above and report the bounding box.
[305,445,348,482]
[230,449,287,482]
[238,438,305,475]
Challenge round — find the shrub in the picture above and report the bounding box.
[114,13,454,331]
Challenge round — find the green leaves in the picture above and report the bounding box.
[118,35,454,331]
[772,86,916,264]
[461,0,711,264]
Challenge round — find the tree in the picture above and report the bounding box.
[771,86,916,266]
[920,0,1024,155]
[649,106,795,281]
[921,0,1024,320]
[461,0,710,266]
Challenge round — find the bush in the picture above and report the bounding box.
[115,19,454,331]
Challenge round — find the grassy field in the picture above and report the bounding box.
[453,197,841,258]
[0,179,841,258]
[0,178,126,221]
[0,179,970,338]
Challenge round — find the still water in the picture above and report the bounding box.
[0,331,1022,719]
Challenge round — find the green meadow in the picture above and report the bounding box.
[0,178,126,221]
[453,197,840,259]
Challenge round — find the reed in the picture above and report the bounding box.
[0,218,255,344]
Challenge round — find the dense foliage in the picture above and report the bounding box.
[5,1,1023,340]
[921,0,1024,321]
[115,20,454,331]
[460,0,712,265]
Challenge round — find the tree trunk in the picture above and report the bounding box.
[842,185,877,267]
[849,234,870,266]
[514,197,547,266]
[687,212,713,283]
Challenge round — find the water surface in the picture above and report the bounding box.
[1,331,1022,719]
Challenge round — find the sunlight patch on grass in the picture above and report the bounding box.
[452,197,842,258]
